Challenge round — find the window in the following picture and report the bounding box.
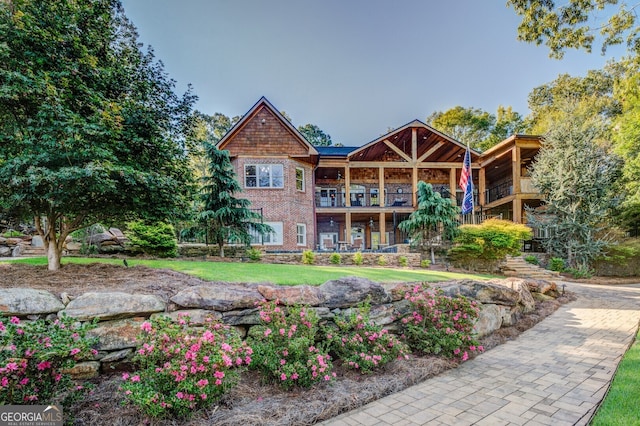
[296,223,306,246]
[251,221,283,245]
[245,164,283,188]
[295,167,305,191]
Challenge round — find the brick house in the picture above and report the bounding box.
[217,97,542,251]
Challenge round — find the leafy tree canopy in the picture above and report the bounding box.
[298,123,333,147]
[0,0,197,270]
[507,0,640,59]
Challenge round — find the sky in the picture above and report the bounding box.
[119,0,625,146]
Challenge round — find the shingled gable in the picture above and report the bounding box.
[216,97,319,165]
[347,119,480,164]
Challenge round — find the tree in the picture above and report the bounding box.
[426,106,494,150]
[188,112,240,179]
[0,0,196,270]
[507,0,640,59]
[198,145,271,257]
[527,102,622,271]
[297,123,333,146]
[481,106,528,150]
[398,182,459,264]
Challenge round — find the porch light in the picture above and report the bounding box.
[330,217,334,227]
[369,217,374,227]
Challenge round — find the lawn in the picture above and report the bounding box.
[2,256,496,285]
[591,330,640,425]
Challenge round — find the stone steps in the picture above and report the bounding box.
[502,256,560,280]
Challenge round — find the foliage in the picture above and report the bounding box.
[1,230,23,238]
[329,253,342,265]
[126,221,178,258]
[400,284,483,360]
[249,301,334,389]
[448,219,532,272]
[196,145,271,257]
[524,255,539,265]
[398,182,460,264]
[246,248,262,262]
[426,105,528,151]
[591,330,640,426]
[420,259,431,268]
[0,314,97,406]
[377,255,388,266]
[598,240,640,265]
[507,0,640,59]
[302,250,316,265]
[566,266,593,279]
[548,257,565,272]
[398,256,408,267]
[527,102,622,270]
[352,251,364,266]
[0,0,197,270]
[325,302,409,373]
[297,123,333,147]
[120,315,252,419]
[188,112,241,180]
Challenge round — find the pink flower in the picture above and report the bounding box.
[200,393,207,400]
[140,322,152,332]
[462,351,469,361]
[130,375,140,382]
[20,378,29,385]
[37,361,51,371]
[197,379,208,387]
[122,373,130,380]
[1,377,8,387]
[280,359,286,365]
[10,316,20,324]
[69,348,81,356]
[280,373,287,381]
[264,328,272,337]
[214,371,225,379]
[176,392,184,399]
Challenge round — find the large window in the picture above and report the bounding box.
[245,164,284,188]
[296,223,306,246]
[250,221,283,245]
[295,167,305,192]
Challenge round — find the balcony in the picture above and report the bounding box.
[485,181,513,204]
[315,192,413,208]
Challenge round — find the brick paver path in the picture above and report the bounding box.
[322,281,640,426]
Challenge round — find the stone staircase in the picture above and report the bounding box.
[502,255,561,280]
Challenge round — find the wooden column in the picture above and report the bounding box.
[449,167,457,205]
[512,146,521,222]
[378,167,385,207]
[479,167,486,206]
[344,166,351,207]
[379,211,386,244]
[412,167,418,206]
[345,212,352,243]
[513,197,522,223]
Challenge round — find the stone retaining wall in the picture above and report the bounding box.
[0,277,559,379]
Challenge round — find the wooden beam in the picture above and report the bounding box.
[417,141,443,163]
[344,166,351,207]
[350,161,478,169]
[449,167,457,205]
[378,167,385,207]
[411,129,418,162]
[379,211,386,244]
[383,139,412,163]
[412,167,418,207]
[479,167,486,206]
[345,213,352,244]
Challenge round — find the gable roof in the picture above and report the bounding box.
[216,96,319,160]
[347,119,480,163]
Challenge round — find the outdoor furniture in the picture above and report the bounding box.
[337,241,349,251]
[323,239,335,251]
[352,238,363,250]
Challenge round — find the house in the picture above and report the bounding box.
[217,97,543,252]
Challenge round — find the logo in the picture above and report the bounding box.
[0,405,63,426]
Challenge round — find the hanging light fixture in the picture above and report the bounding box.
[369,217,374,227]
[330,217,334,227]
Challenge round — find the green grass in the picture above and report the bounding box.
[2,256,496,285]
[591,330,640,426]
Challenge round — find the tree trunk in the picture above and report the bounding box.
[46,240,62,271]
[430,247,436,265]
[219,242,225,258]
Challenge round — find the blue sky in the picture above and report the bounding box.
[120,0,624,146]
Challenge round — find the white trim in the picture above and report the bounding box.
[295,167,305,192]
[296,223,307,246]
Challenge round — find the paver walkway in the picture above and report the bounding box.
[322,281,640,426]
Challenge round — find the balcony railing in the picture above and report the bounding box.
[315,193,413,208]
[485,181,513,204]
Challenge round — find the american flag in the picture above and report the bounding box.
[459,146,474,214]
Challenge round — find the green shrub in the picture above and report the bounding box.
[524,255,539,265]
[377,255,388,266]
[121,314,251,419]
[567,266,593,279]
[301,250,315,265]
[1,230,23,238]
[420,259,431,268]
[352,251,364,265]
[0,315,98,406]
[448,219,532,272]
[246,248,262,262]
[400,283,483,361]
[325,302,409,373]
[398,256,408,267]
[549,257,565,272]
[329,252,342,265]
[126,221,178,258]
[249,301,334,389]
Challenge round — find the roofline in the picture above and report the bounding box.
[216,96,319,157]
[480,134,542,157]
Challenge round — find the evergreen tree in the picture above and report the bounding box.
[398,182,459,264]
[198,145,271,257]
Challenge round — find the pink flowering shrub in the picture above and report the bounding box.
[0,314,98,406]
[249,300,335,389]
[326,302,410,373]
[400,283,484,361]
[120,314,252,418]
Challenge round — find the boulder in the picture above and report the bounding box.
[64,361,100,380]
[31,236,44,247]
[222,308,260,326]
[87,318,146,351]
[0,288,65,316]
[490,278,537,314]
[151,309,222,325]
[0,246,11,257]
[441,280,520,306]
[170,285,262,312]
[60,292,165,321]
[318,277,390,309]
[257,284,326,306]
